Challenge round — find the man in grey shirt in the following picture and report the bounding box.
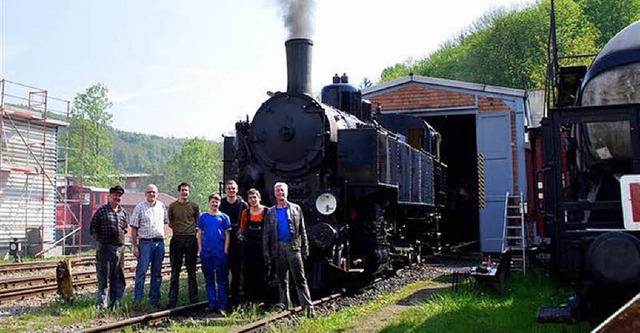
[263,182,314,317]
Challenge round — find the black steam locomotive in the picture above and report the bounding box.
[537,19,640,325]
[223,38,446,289]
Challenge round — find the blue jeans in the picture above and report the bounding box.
[134,239,165,305]
[96,243,126,309]
[201,255,228,310]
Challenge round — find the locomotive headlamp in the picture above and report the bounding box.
[9,239,21,256]
[315,193,337,215]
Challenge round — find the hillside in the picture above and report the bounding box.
[112,129,186,174]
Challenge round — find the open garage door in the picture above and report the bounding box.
[477,111,513,253]
[425,115,479,247]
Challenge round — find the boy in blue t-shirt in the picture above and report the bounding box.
[197,192,231,312]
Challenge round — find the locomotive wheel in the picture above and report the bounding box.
[586,231,640,288]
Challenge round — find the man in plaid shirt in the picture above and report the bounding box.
[90,185,129,309]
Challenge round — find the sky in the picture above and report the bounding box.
[0,0,535,141]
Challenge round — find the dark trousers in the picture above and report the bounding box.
[168,234,198,306]
[243,239,267,300]
[96,243,126,309]
[228,232,242,297]
[276,241,313,308]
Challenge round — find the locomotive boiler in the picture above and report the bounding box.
[538,20,640,325]
[223,38,446,290]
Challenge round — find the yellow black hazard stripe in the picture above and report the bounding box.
[478,153,486,209]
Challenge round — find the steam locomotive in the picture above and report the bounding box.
[537,20,640,324]
[223,38,446,289]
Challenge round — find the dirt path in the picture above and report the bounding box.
[343,282,449,333]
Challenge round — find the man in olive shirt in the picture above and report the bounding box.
[167,182,200,308]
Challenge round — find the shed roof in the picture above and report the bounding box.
[363,75,526,98]
[120,192,177,207]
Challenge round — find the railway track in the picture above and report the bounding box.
[4,256,464,331]
[0,257,94,274]
[229,293,343,333]
[0,261,174,303]
[80,292,343,333]
[79,265,419,332]
[0,255,145,275]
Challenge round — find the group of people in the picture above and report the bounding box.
[89,180,314,317]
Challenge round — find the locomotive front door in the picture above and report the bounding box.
[476,111,514,253]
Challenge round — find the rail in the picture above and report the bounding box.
[0,263,176,303]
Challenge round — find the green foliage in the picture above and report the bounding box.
[378,0,640,90]
[380,62,413,82]
[60,83,120,187]
[579,0,640,47]
[112,129,186,174]
[159,138,222,208]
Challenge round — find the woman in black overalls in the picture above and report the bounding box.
[238,188,269,301]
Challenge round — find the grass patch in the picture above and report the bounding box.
[267,281,435,333]
[0,270,592,333]
[0,272,207,332]
[265,273,590,333]
[381,274,590,333]
[127,302,263,333]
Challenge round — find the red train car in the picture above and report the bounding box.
[56,186,110,250]
[55,185,176,253]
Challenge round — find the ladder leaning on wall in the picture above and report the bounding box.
[502,192,526,274]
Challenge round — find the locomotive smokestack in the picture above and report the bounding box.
[285,38,313,95]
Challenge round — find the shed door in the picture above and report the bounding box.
[476,111,513,252]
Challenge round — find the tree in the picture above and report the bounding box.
[380,62,413,82]
[579,0,640,47]
[159,138,222,209]
[359,77,373,89]
[61,83,120,187]
[379,0,603,89]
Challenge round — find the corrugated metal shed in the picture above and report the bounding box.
[1,81,69,256]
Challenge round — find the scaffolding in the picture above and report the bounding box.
[0,79,84,257]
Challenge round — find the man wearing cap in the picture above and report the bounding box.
[130,184,168,308]
[90,185,129,310]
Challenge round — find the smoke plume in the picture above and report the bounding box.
[279,0,316,39]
